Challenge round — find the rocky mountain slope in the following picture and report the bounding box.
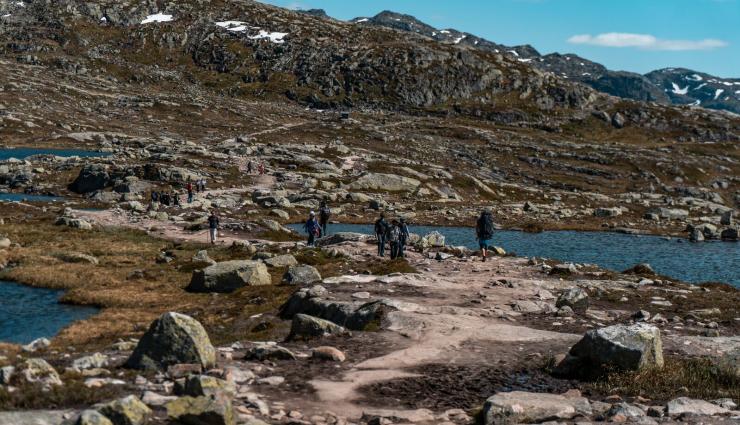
[352,10,740,114]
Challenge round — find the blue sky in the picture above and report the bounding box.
[259,0,739,77]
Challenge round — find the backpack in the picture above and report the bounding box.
[479,214,494,239]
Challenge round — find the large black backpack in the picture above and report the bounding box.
[479,214,494,239]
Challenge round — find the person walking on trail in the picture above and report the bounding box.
[173,191,181,207]
[374,212,389,257]
[200,178,207,192]
[150,191,159,209]
[208,210,220,245]
[319,201,332,236]
[247,160,253,175]
[398,217,410,258]
[476,208,495,262]
[258,162,265,176]
[304,211,321,247]
[187,180,194,203]
[388,219,402,260]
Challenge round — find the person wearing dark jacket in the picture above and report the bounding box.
[319,201,331,236]
[388,219,402,259]
[374,213,389,257]
[476,208,495,262]
[304,211,321,247]
[208,210,220,245]
[398,217,410,258]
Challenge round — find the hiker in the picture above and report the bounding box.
[150,191,159,209]
[319,200,331,236]
[247,160,253,174]
[258,162,265,175]
[173,191,181,207]
[207,210,220,245]
[388,219,402,260]
[398,217,410,258]
[374,212,389,257]
[476,208,495,262]
[200,178,207,192]
[161,192,170,206]
[303,211,321,247]
[187,180,194,203]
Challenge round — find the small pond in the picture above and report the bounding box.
[0,193,64,202]
[288,223,740,287]
[0,147,111,161]
[0,280,99,344]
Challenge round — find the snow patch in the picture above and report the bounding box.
[721,81,732,86]
[714,89,724,99]
[694,83,707,90]
[215,21,248,32]
[685,74,703,81]
[355,18,368,23]
[1,14,10,18]
[141,13,173,24]
[508,50,519,57]
[453,35,466,44]
[440,30,450,34]
[690,99,701,106]
[100,17,107,22]
[248,30,288,44]
[518,58,532,63]
[671,82,689,95]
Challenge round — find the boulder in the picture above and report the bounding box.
[348,172,421,192]
[177,375,235,398]
[594,207,622,217]
[288,314,348,340]
[53,252,99,265]
[0,410,72,425]
[647,207,689,220]
[244,344,296,361]
[187,260,271,293]
[76,410,113,425]
[263,254,298,268]
[555,287,589,312]
[22,337,51,352]
[72,353,109,370]
[720,227,738,241]
[19,358,62,387]
[481,391,591,424]
[191,250,216,267]
[316,232,369,246]
[665,397,730,417]
[720,210,733,226]
[311,346,346,362]
[282,265,322,285]
[69,164,110,193]
[555,323,663,377]
[0,237,10,249]
[98,395,152,425]
[166,394,235,425]
[126,312,216,371]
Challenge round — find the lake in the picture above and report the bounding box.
[288,223,740,287]
[0,193,64,202]
[0,147,110,161]
[0,280,99,344]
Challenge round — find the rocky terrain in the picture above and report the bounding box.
[352,11,740,114]
[0,0,738,424]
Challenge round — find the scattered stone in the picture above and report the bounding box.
[665,397,730,417]
[22,337,51,352]
[282,265,322,285]
[555,287,589,312]
[311,346,346,362]
[263,254,298,268]
[481,391,591,424]
[166,394,235,425]
[244,344,296,361]
[98,395,152,425]
[76,409,113,425]
[19,358,62,387]
[187,260,271,293]
[126,312,216,371]
[555,323,663,377]
[288,314,348,340]
[72,353,109,370]
[177,375,235,398]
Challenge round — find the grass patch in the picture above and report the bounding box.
[259,229,303,242]
[361,258,418,275]
[585,356,740,403]
[0,374,127,410]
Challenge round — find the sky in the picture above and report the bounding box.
[258,0,739,78]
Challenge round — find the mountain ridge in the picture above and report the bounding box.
[351,10,740,114]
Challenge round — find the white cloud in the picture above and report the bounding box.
[567,32,728,51]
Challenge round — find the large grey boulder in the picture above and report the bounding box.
[177,375,235,398]
[282,265,322,285]
[482,391,591,424]
[0,410,72,425]
[348,172,421,192]
[288,314,348,340]
[18,358,62,388]
[76,410,113,425]
[555,323,663,377]
[68,164,110,193]
[263,254,297,268]
[187,260,271,293]
[555,287,589,312]
[126,312,216,371]
[647,207,689,220]
[316,232,369,246]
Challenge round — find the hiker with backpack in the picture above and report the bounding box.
[186,179,194,203]
[374,212,389,257]
[304,211,321,247]
[476,208,495,262]
[398,217,410,258]
[319,200,332,236]
[208,210,220,245]
[388,219,402,259]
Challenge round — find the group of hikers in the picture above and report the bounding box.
[186,177,207,204]
[149,177,208,209]
[302,205,497,262]
[246,160,267,176]
[150,190,181,207]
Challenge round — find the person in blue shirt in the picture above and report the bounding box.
[304,211,321,247]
